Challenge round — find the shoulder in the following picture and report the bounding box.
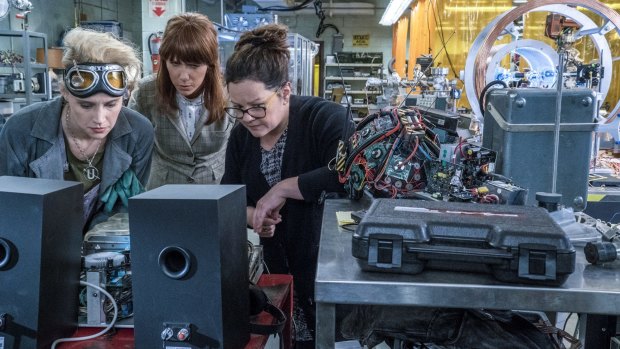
[292,95,346,114]
[4,99,58,132]
[133,75,158,97]
[138,74,158,88]
[120,107,154,133]
[290,95,347,125]
[228,122,255,147]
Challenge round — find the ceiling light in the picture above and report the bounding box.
[379,0,414,26]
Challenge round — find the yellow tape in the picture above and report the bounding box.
[588,194,606,202]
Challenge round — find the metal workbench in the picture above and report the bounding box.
[315,199,620,348]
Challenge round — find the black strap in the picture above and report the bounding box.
[249,302,287,335]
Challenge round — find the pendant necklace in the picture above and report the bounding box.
[65,106,102,181]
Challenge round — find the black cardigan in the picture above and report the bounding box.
[222,95,352,298]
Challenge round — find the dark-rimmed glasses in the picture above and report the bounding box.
[64,62,127,98]
[224,89,280,120]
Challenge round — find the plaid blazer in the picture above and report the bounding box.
[129,75,233,189]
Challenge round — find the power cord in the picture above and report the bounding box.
[314,0,340,37]
[429,0,463,85]
[478,80,508,116]
[50,280,119,349]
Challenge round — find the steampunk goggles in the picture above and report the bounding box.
[64,62,127,98]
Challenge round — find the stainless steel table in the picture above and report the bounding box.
[315,199,620,348]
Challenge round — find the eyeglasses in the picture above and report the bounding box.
[224,89,280,120]
[64,62,127,98]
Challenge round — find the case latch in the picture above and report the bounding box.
[518,244,557,280]
[368,234,403,269]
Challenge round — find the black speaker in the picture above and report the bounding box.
[129,184,249,349]
[0,176,83,349]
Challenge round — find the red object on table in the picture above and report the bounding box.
[57,274,293,349]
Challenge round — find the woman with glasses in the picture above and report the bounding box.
[222,23,352,347]
[0,27,154,230]
[129,13,231,189]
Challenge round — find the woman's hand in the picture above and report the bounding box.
[247,206,280,238]
[252,177,302,235]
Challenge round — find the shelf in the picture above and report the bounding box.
[0,30,47,40]
[0,63,47,70]
[323,59,383,113]
[0,92,48,99]
[325,76,375,81]
[325,63,382,68]
[0,30,51,105]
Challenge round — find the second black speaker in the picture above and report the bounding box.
[129,184,249,349]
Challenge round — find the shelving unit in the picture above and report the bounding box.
[288,33,319,96]
[323,62,383,119]
[0,30,51,107]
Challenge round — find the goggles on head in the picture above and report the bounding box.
[64,62,127,98]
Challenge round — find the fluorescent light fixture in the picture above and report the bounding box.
[379,0,414,26]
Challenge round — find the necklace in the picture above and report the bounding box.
[64,106,102,181]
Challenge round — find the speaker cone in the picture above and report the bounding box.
[158,246,191,279]
[0,238,12,269]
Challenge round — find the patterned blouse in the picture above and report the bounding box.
[260,128,288,187]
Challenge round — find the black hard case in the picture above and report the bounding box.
[352,199,576,286]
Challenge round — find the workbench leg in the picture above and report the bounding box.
[316,302,336,349]
[582,314,616,349]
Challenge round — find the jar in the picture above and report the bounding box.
[613,141,620,158]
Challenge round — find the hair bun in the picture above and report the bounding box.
[235,24,289,53]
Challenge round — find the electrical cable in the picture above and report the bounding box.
[561,312,574,332]
[429,0,462,84]
[397,30,455,108]
[314,0,340,37]
[50,280,119,349]
[478,80,508,116]
[257,0,313,12]
[333,53,351,111]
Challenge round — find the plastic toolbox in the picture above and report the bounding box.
[352,199,576,286]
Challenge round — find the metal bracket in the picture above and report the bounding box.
[575,20,614,39]
[86,271,107,325]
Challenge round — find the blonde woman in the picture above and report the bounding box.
[0,27,154,230]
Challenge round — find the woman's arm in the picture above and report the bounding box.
[297,100,353,202]
[251,177,296,233]
[0,118,31,177]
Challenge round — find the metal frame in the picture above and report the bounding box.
[464,5,615,121]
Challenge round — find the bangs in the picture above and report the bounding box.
[160,28,216,65]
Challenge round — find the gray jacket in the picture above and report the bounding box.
[128,75,233,189]
[0,97,154,224]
